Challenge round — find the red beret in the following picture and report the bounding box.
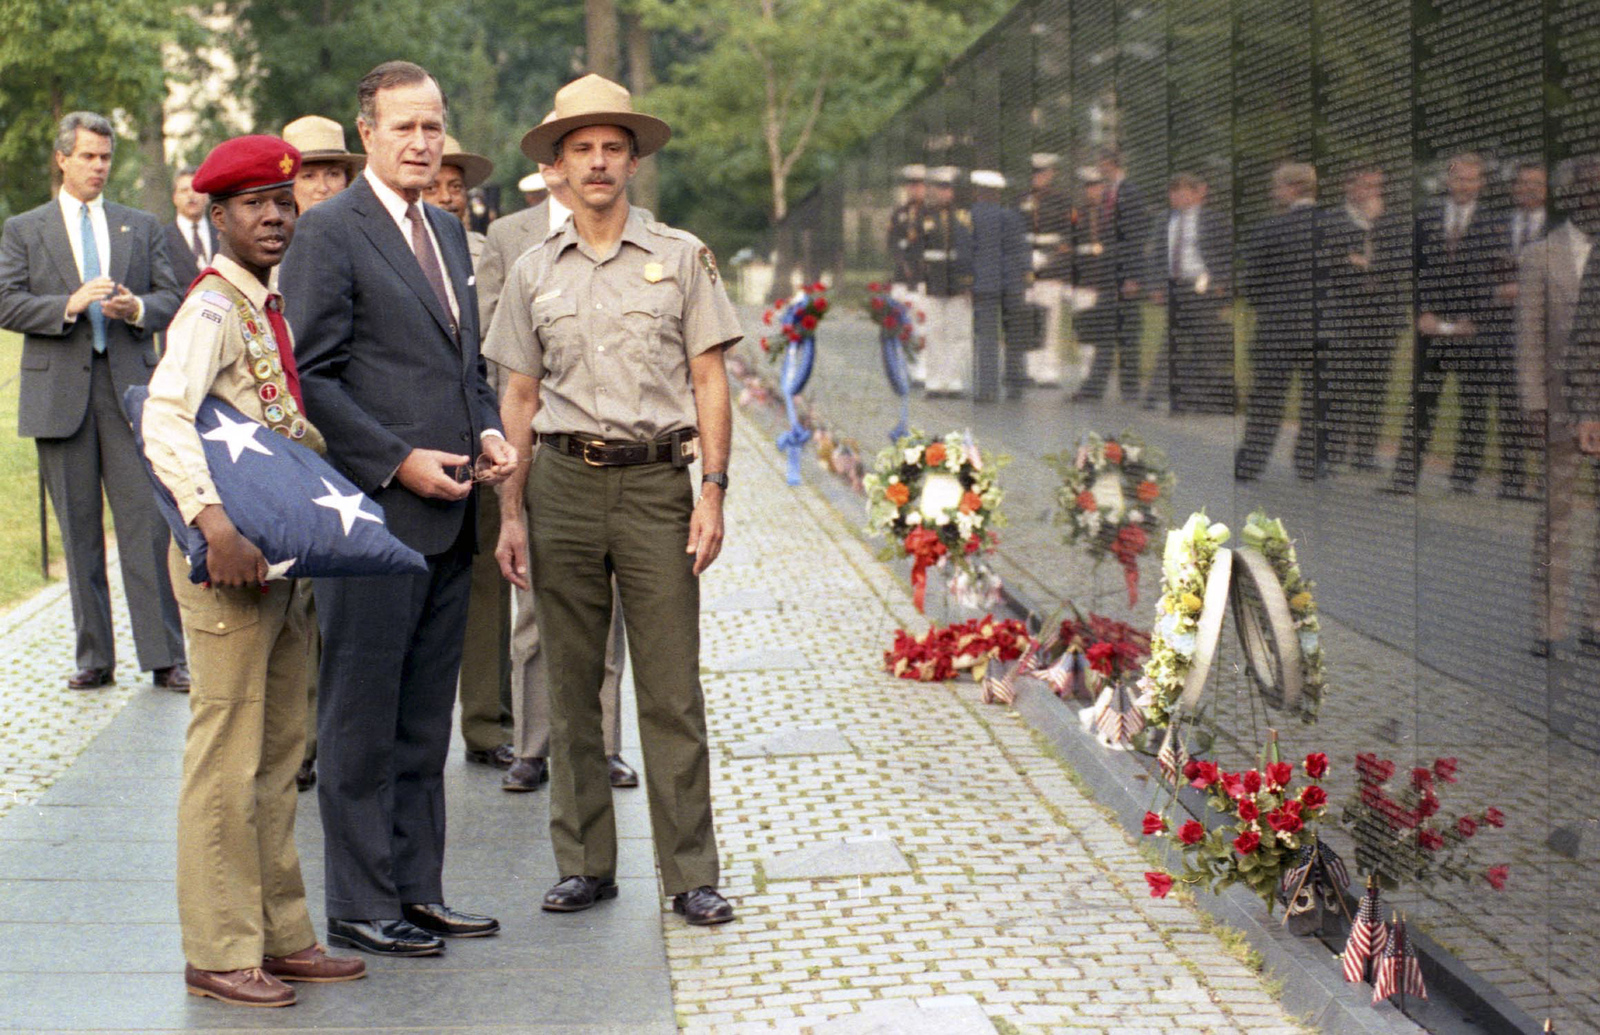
[193,135,301,199]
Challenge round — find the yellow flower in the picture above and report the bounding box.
[1290,591,1313,610]
[1181,592,1203,613]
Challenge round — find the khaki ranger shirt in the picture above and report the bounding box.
[143,253,325,525]
[483,205,742,442]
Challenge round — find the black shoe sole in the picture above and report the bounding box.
[673,902,736,926]
[609,776,640,788]
[501,780,544,793]
[326,931,444,957]
[405,921,501,938]
[541,884,618,912]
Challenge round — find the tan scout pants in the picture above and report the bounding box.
[171,545,317,972]
[528,448,718,894]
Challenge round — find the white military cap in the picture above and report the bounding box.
[970,169,1007,189]
[1031,152,1061,170]
[518,172,547,193]
[899,163,927,181]
[927,165,961,185]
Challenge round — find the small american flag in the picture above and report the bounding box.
[1371,913,1402,1002]
[1400,915,1427,998]
[1342,879,1386,983]
[1157,723,1189,784]
[1094,680,1146,745]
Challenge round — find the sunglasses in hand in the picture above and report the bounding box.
[450,453,531,484]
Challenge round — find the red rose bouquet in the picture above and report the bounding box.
[866,282,925,353]
[758,282,830,362]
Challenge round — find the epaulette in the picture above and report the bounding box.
[645,220,700,246]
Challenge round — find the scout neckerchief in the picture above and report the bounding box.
[186,267,309,441]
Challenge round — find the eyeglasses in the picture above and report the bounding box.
[451,454,532,484]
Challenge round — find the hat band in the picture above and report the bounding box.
[208,178,296,201]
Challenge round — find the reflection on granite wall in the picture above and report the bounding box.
[760,0,1600,1029]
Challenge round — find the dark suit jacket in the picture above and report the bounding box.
[1106,178,1152,284]
[1416,198,1504,324]
[0,199,180,438]
[162,218,219,286]
[278,175,502,556]
[1146,206,1230,290]
[1240,204,1319,333]
[1315,205,1406,335]
[969,200,1030,295]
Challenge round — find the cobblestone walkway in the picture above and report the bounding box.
[0,568,141,820]
[666,411,1308,1034]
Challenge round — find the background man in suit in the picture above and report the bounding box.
[1391,152,1505,493]
[1520,156,1599,654]
[0,111,187,691]
[1146,171,1232,414]
[280,113,363,794]
[1074,147,1151,403]
[475,154,636,795]
[164,166,217,284]
[1235,162,1321,481]
[968,169,1033,401]
[279,60,514,958]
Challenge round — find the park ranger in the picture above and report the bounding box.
[486,74,741,925]
[142,135,365,1008]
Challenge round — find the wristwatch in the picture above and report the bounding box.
[702,472,729,490]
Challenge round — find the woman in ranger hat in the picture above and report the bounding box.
[281,115,365,214]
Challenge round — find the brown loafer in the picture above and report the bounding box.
[672,886,735,926]
[153,664,191,691]
[608,754,639,788]
[67,667,114,690]
[184,964,295,1007]
[262,943,367,983]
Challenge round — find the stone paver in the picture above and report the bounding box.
[664,409,1309,1034]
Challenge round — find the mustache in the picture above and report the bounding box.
[583,176,615,186]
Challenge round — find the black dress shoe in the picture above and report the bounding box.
[608,755,639,788]
[295,759,317,792]
[502,756,548,792]
[401,903,500,938]
[673,886,736,926]
[326,918,444,956]
[67,667,114,690]
[541,876,618,912]
[152,663,191,690]
[464,744,516,769]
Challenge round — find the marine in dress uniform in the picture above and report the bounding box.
[1022,153,1072,386]
[887,163,928,383]
[486,74,740,926]
[920,165,975,397]
[141,136,365,1008]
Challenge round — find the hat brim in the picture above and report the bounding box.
[442,153,494,190]
[520,112,671,165]
[299,150,366,175]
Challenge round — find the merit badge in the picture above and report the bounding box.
[247,339,266,358]
[697,247,719,283]
[264,403,285,424]
[253,358,274,381]
[284,395,299,415]
[289,419,307,439]
[258,382,280,403]
[643,262,664,283]
[270,354,283,374]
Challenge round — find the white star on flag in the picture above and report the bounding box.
[264,557,298,580]
[201,410,274,463]
[312,478,382,535]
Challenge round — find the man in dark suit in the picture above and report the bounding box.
[1146,171,1232,414]
[1315,164,1406,473]
[1075,147,1151,402]
[969,169,1033,401]
[279,60,515,958]
[163,166,217,285]
[1235,163,1321,480]
[1390,152,1506,492]
[0,111,187,690]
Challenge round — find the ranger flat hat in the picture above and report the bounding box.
[927,165,961,186]
[899,163,927,181]
[193,135,301,199]
[281,115,365,174]
[439,135,494,190]
[520,75,670,165]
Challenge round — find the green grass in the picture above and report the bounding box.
[0,330,64,609]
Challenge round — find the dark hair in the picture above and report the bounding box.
[54,112,113,156]
[357,60,447,127]
[174,165,199,182]
[1169,171,1207,191]
[552,126,639,160]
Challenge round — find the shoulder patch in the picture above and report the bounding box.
[197,290,233,311]
[698,246,720,283]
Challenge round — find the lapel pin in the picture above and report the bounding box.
[119,225,129,232]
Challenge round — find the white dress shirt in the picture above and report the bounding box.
[1510,209,1545,254]
[57,189,143,327]
[1443,199,1477,239]
[177,215,210,263]
[1166,208,1207,280]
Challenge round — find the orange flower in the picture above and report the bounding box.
[959,491,982,514]
[885,482,910,506]
[925,442,947,466]
[1137,480,1160,503]
[1103,441,1124,464]
[1076,490,1097,511]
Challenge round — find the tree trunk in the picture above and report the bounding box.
[138,100,169,217]
[585,0,620,79]
[49,80,64,196]
[623,12,658,214]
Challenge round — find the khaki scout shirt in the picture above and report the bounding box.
[143,254,325,525]
[482,205,742,442]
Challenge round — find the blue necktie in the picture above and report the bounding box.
[80,204,106,353]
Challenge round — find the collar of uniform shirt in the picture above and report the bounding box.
[551,203,658,264]
[208,252,275,312]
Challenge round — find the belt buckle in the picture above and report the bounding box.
[581,439,606,466]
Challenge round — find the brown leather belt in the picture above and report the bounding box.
[539,430,697,467]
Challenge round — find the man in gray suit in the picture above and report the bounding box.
[476,158,636,793]
[1521,156,1600,654]
[0,112,187,690]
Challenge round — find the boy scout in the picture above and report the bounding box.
[142,136,365,1007]
[486,74,741,925]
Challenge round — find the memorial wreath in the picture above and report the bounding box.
[1239,511,1327,721]
[1044,431,1174,606]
